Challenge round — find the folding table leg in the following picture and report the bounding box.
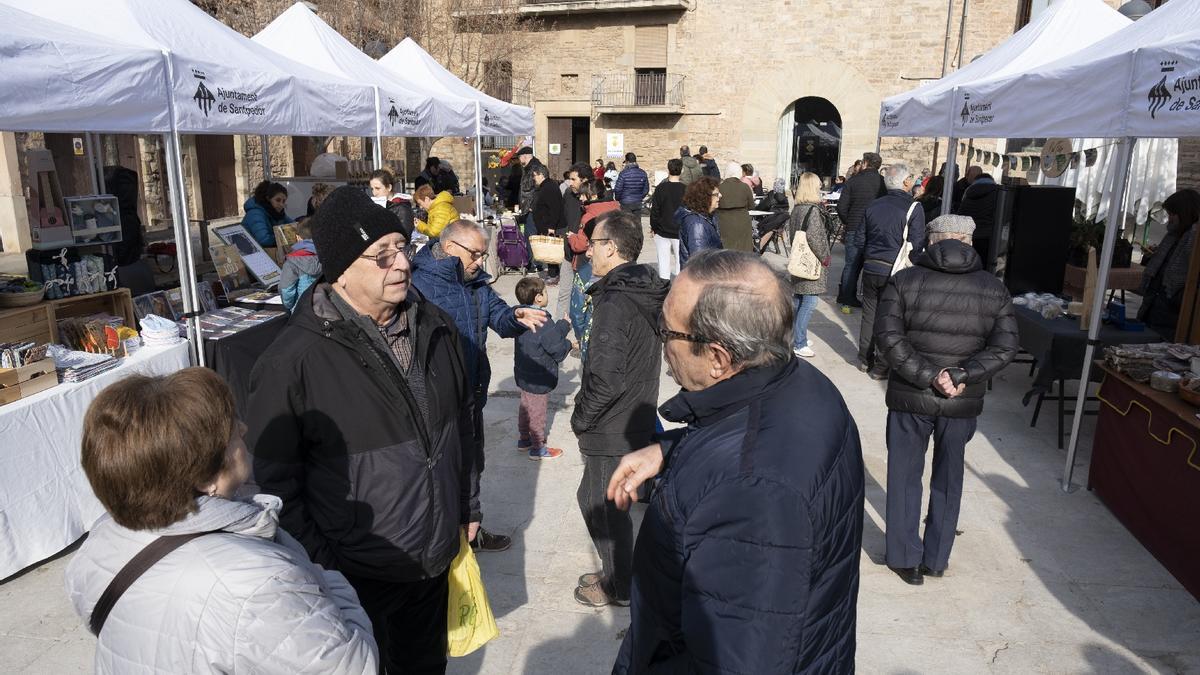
[1057,378,1066,450]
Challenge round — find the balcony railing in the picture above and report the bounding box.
[592,73,685,111]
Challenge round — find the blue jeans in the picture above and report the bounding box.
[793,294,818,349]
[837,226,865,306]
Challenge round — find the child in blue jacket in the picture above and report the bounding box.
[514,276,574,460]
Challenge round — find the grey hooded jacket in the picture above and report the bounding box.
[65,495,377,674]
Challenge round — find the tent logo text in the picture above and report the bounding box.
[192,69,215,117]
[387,99,400,127]
[958,94,994,126]
[879,104,899,130]
[1148,61,1175,119]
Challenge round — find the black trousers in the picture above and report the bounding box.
[343,570,450,675]
[884,411,977,571]
[472,392,486,524]
[857,271,891,372]
[576,454,633,599]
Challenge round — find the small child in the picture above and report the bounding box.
[514,276,574,460]
[280,219,322,313]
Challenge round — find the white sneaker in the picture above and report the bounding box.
[794,346,815,358]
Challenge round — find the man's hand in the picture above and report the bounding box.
[466,521,480,542]
[514,307,549,332]
[607,443,665,511]
[934,369,966,398]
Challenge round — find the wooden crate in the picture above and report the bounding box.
[0,358,58,405]
[0,288,136,346]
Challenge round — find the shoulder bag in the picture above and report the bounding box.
[890,202,920,276]
[787,205,822,281]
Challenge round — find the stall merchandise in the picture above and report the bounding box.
[0,341,191,580]
[64,195,122,245]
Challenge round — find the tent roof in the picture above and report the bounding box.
[253,4,477,138]
[880,0,1129,137]
[0,4,169,133]
[950,0,1200,138]
[5,0,378,136]
[380,38,535,136]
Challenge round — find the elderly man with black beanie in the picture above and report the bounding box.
[246,186,477,674]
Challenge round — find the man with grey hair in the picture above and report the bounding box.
[836,151,887,311]
[571,209,669,607]
[874,215,1017,585]
[858,161,925,380]
[411,218,547,553]
[605,249,864,672]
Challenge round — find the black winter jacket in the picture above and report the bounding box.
[614,357,864,674]
[519,157,546,213]
[514,310,572,395]
[874,240,1019,418]
[246,283,476,583]
[572,262,669,455]
[532,179,565,234]
[649,180,686,238]
[836,169,886,231]
[863,189,926,276]
[955,179,999,240]
[754,190,790,215]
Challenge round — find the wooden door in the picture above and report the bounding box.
[547,117,573,179]
[194,134,239,219]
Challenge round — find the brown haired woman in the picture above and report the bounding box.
[676,176,724,267]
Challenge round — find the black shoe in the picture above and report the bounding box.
[868,370,889,381]
[470,528,512,553]
[889,566,924,585]
[918,564,945,578]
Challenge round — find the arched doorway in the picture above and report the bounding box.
[777,97,842,190]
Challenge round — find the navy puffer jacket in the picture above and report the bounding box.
[675,206,722,268]
[615,357,864,674]
[410,244,524,401]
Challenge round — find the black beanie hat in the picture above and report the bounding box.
[310,186,409,283]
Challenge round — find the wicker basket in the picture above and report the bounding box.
[529,235,565,264]
[0,287,45,308]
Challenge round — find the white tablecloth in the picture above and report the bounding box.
[0,342,191,579]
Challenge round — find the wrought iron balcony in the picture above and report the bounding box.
[592,73,685,113]
[521,0,693,15]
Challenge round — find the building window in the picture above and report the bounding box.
[634,25,668,69]
[484,60,513,103]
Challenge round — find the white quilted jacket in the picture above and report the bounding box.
[65,495,377,674]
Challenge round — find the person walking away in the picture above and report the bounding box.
[785,172,833,358]
[649,158,686,280]
[676,176,723,268]
[716,162,755,252]
[835,152,887,312]
[614,152,650,219]
[246,186,473,673]
[678,145,703,185]
[410,219,548,554]
[242,180,293,248]
[69,368,378,674]
[531,163,565,283]
[572,210,669,607]
[514,276,574,461]
[859,162,925,380]
[1138,189,1200,335]
[697,145,720,179]
[874,215,1017,585]
[279,217,322,313]
[604,161,619,185]
[606,249,864,673]
[953,172,999,266]
[918,175,945,223]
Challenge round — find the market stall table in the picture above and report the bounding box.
[0,341,191,580]
[1091,362,1200,600]
[203,310,288,416]
[1014,305,1161,446]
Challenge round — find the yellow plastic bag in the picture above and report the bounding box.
[446,530,500,657]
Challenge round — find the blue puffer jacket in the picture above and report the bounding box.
[614,164,650,205]
[410,244,524,402]
[615,357,864,674]
[241,197,293,248]
[675,206,722,268]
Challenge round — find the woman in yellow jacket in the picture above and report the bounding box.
[414,184,458,238]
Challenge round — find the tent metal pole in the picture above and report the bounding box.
[261,135,272,181]
[941,135,958,216]
[474,102,484,220]
[1062,136,1135,492]
[372,86,384,171]
[96,134,107,195]
[84,133,99,194]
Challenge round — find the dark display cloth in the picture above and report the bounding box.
[1090,365,1200,601]
[1015,305,1160,394]
[204,311,288,415]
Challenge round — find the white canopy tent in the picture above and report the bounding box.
[5,0,383,365]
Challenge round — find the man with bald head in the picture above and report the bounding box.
[606,249,865,673]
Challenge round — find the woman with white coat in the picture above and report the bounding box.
[66,367,378,674]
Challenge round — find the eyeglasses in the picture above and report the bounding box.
[711,191,721,198]
[657,320,710,345]
[447,239,488,261]
[587,238,612,249]
[359,246,408,269]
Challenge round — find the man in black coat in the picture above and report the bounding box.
[649,158,686,280]
[836,152,887,309]
[873,214,1018,585]
[571,209,669,608]
[954,172,999,266]
[247,187,477,672]
[607,249,864,673]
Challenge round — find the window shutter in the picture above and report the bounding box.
[635,25,668,69]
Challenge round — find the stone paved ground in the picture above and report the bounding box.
[2,233,1198,674]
